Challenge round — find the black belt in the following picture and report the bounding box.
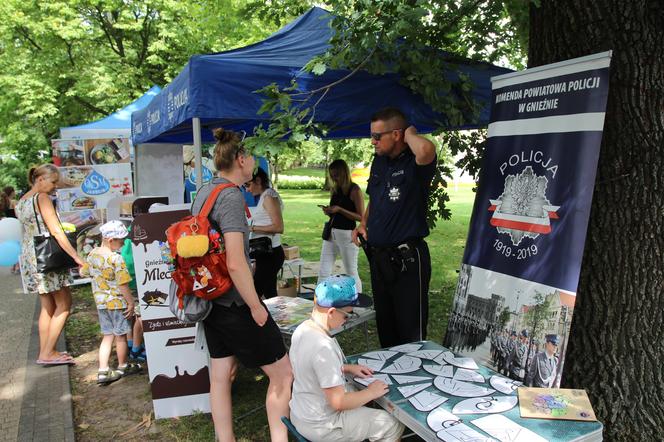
[370,238,424,253]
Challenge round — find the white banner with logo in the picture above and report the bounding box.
[444,52,612,387]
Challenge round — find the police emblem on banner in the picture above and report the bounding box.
[488,166,560,246]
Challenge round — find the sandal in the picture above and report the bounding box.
[97,369,121,385]
[37,354,75,365]
[117,362,142,377]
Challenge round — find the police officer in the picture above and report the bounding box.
[526,334,559,388]
[353,107,436,347]
[508,329,529,381]
[502,331,517,375]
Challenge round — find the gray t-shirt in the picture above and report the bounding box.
[289,321,346,424]
[190,177,250,307]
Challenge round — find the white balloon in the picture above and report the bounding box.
[0,218,22,242]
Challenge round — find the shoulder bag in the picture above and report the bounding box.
[32,194,78,273]
[322,215,335,241]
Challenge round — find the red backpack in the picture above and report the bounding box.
[166,183,249,308]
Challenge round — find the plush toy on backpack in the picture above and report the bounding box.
[166,183,248,311]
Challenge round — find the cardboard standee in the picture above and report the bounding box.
[131,208,210,419]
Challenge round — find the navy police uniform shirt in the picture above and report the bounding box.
[366,148,437,246]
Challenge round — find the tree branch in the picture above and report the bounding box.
[15,26,42,51]
[72,96,108,115]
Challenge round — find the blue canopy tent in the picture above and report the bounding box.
[131,7,511,188]
[61,86,161,139]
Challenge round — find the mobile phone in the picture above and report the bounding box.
[317,204,326,208]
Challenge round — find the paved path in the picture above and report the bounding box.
[0,267,75,441]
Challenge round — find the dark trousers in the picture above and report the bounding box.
[369,239,431,347]
[253,245,285,299]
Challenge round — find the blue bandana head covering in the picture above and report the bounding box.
[314,274,372,308]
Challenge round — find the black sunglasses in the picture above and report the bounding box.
[370,128,403,141]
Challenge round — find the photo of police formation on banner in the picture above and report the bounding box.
[443,264,573,388]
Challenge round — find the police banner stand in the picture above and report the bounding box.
[444,52,612,387]
[131,208,211,419]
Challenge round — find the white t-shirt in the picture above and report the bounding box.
[289,321,346,424]
[248,188,282,247]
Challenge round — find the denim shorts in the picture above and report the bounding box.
[97,309,131,336]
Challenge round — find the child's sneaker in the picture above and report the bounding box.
[130,349,146,362]
[117,362,142,377]
[97,369,121,385]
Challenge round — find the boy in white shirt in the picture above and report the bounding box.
[289,275,404,441]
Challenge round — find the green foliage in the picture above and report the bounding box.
[0,0,281,185]
[248,0,527,224]
[277,174,325,189]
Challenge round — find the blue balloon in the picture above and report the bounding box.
[0,240,21,267]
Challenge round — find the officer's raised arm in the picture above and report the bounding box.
[403,125,436,165]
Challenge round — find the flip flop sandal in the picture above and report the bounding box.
[36,356,76,366]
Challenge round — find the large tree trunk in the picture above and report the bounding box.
[529,1,664,440]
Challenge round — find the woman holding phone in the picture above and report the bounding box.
[317,159,365,292]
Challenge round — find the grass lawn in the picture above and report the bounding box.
[67,184,476,441]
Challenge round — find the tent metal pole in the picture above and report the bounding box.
[193,117,203,190]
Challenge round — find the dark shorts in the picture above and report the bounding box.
[203,301,286,368]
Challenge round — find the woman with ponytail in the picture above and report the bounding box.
[189,129,292,441]
[15,164,84,365]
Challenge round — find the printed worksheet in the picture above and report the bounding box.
[380,355,422,374]
[397,382,431,398]
[452,396,519,415]
[434,377,496,398]
[409,390,449,412]
[471,415,547,442]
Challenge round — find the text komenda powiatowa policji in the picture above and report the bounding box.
[495,76,601,113]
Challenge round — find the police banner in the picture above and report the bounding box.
[444,52,612,388]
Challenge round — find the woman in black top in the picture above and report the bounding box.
[317,159,365,292]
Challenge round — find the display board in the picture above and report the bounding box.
[444,52,612,388]
[131,209,210,419]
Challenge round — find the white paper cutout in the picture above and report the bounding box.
[397,382,431,398]
[441,351,480,370]
[436,423,496,442]
[392,374,433,384]
[434,377,496,397]
[407,349,443,360]
[426,406,461,433]
[453,368,485,383]
[358,358,385,372]
[362,350,398,361]
[452,396,519,415]
[380,355,422,374]
[489,375,522,395]
[409,390,449,412]
[389,343,423,352]
[471,415,547,442]
[423,364,454,377]
[433,352,448,366]
[354,373,393,386]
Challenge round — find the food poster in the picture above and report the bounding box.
[131,210,211,419]
[56,164,133,212]
[52,139,85,166]
[84,138,131,165]
[59,209,105,262]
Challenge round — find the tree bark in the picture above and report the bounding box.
[529,1,664,440]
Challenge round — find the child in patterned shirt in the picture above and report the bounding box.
[81,220,141,385]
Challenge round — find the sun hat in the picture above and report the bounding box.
[314,274,372,308]
[100,220,129,240]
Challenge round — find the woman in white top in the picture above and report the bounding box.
[245,167,285,299]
